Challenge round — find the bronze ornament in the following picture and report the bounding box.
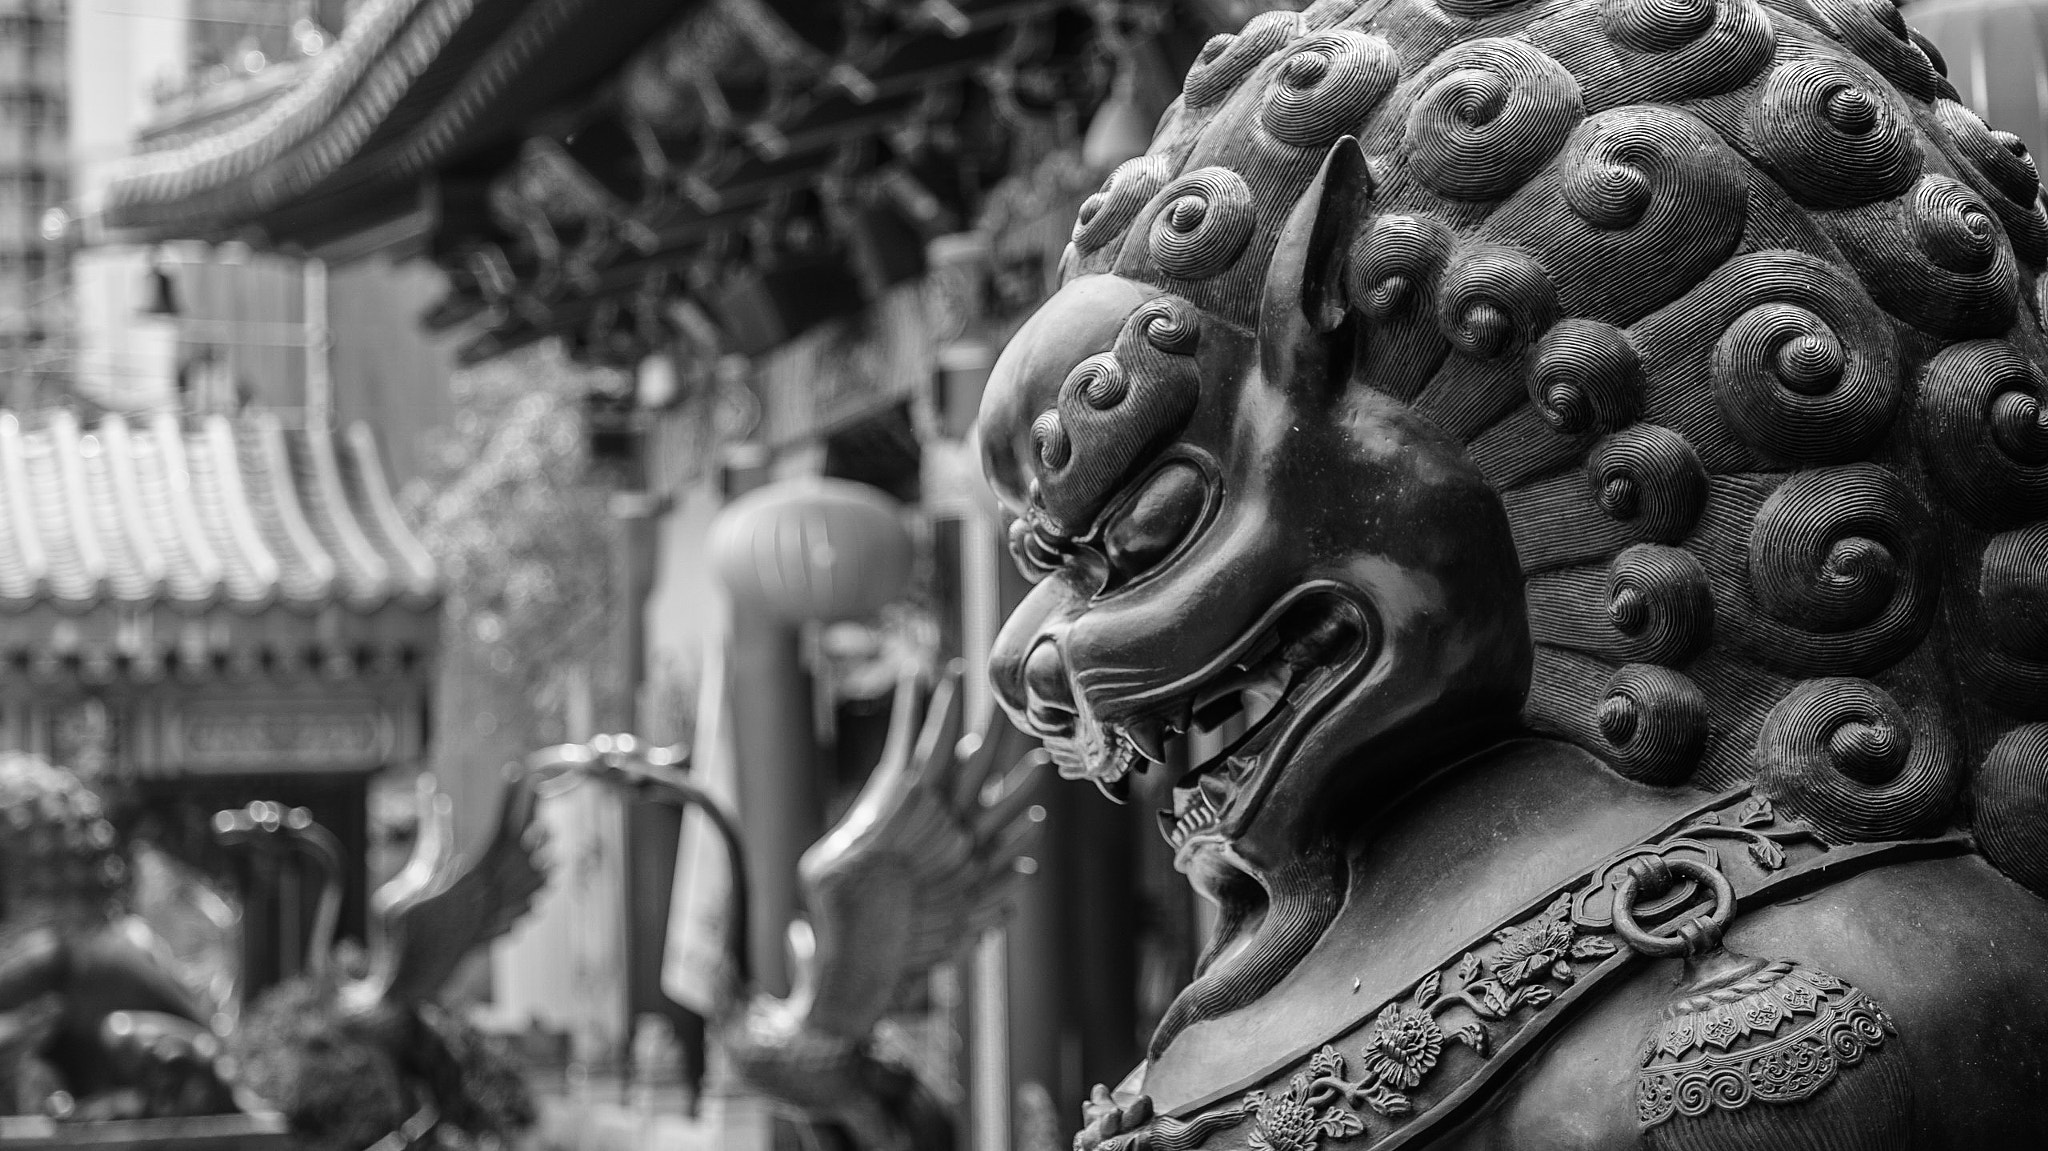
[978,0,2048,1141]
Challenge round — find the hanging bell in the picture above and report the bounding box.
[1610,854,1909,1146]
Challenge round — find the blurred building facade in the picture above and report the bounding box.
[0,0,65,406]
[0,0,459,1001]
[64,1,1264,1149]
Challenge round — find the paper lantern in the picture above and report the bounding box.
[711,478,913,623]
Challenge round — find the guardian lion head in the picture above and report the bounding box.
[980,0,2048,1054]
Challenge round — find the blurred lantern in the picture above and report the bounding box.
[710,478,914,624]
[1913,0,2048,160]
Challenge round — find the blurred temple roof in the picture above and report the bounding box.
[94,0,702,250]
[0,409,437,683]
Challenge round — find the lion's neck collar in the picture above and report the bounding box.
[1141,736,1709,1113]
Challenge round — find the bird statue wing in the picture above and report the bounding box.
[793,664,1048,1042]
[370,775,456,925]
[365,770,549,1008]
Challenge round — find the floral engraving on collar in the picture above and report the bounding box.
[1243,892,1620,1149]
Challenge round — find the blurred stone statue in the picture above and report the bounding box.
[226,774,547,1151]
[0,753,237,1120]
[0,752,547,1146]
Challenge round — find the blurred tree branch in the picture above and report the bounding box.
[401,342,627,846]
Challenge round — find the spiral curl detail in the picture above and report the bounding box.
[1149,168,1257,281]
[1606,544,1713,664]
[1934,100,2048,267]
[1973,725,2048,895]
[1916,340,2048,531]
[1831,1012,1883,1060]
[1260,31,1399,148]
[1184,12,1303,108]
[1806,0,1946,100]
[1981,525,2048,659]
[1951,525,2048,717]
[1530,320,1642,434]
[1437,245,1559,359]
[1712,302,1896,464]
[1749,57,1921,209]
[1065,354,1129,411]
[1586,425,1708,541]
[1827,173,2020,338]
[1913,176,2003,273]
[1558,111,1720,229]
[1597,664,1709,784]
[1939,101,2043,204]
[1032,410,1070,469]
[1407,39,1585,202]
[1347,215,1454,322]
[1755,677,1956,842]
[1744,465,1936,676]
[1600,0,1716,51]
[1543,0,1773,107]
[1074,156,1174,253]
[1136,298,1200,355]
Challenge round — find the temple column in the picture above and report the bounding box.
[718,604,821,996]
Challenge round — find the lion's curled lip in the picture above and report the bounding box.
[1046,584,1374,838]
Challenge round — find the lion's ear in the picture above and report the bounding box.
[1260,137,1371,374]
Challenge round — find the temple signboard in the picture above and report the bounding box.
[168,700,397,773]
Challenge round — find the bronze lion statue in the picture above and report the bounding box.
[977,0,2048,1145]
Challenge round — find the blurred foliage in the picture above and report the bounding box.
[400,342,628,830]
[232,974,536,1151]
[231,976,409,1151]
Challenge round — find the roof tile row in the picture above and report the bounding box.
[0,410,438,614]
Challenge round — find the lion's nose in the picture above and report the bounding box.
[1023,639,1079,735]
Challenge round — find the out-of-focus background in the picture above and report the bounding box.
[0,0,2028,1148]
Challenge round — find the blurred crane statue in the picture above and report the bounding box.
[526,663,1047,1151]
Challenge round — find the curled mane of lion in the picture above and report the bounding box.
[1051,0,2048,882]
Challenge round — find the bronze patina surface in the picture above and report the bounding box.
[979,0,2048,1144]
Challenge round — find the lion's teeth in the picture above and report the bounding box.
[1125,719,1168,765]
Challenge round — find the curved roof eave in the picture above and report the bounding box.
[96,0,699,243]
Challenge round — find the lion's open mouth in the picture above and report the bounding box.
[1087,587,1370,855]
[1055,585,1372,1044]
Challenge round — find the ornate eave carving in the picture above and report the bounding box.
[89,0,1207,369]
[96,0,702,240]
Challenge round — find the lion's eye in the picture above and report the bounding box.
[1102,462,1208,583]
